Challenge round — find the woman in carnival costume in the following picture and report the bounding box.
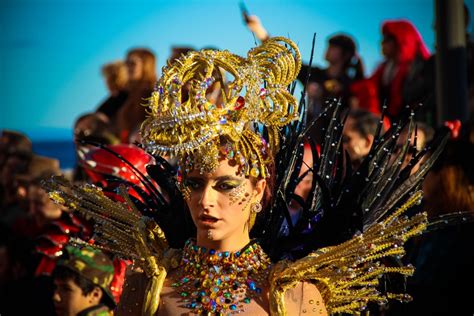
[45,37,447,315]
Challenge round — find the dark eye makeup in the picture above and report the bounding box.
[183,176,244,192]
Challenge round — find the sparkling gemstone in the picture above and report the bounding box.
[248,282,256,291]
[250,167,260,178]
[234,96,245,110]
[210,300,217,309]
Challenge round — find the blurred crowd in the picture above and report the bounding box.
[1,4,474,316]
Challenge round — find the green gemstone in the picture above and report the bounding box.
[180,292,189,297]
[223,292,231,299]
[243,297,251,304]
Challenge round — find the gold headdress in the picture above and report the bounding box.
[141,37,301,178]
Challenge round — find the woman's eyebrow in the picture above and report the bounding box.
[184,176,204,182]
[214,175,242,182]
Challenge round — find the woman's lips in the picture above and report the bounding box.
[199,214,220,226]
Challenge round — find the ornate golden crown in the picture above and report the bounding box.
[141,37,301,178]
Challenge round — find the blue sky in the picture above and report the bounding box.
[1,0,472,140]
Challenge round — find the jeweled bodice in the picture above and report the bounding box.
[162,239,271,315]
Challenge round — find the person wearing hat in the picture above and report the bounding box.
[52,245,116,316]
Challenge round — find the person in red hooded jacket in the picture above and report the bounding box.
[370,20,431,119]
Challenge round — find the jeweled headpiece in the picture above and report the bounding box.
[141,37,301,178]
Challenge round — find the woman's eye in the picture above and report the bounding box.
[216,182,238,191]
[184,180,202,190]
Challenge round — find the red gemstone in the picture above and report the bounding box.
[234,96,245,110]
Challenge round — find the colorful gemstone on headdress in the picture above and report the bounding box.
[234,96,245,110]
[250,167,260,178]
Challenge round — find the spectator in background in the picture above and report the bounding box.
[422,140,474,217]
[0,129,32,169]
[394,140,474,315]
[115,48,157,143]
[0,130,32,225]
[52,245,116,316]
[370,20,430,119]
[297,34,365,119]
[342,110,381,169]
[0,155,62,315]
[72,112,119,182]
[73,112,118,145]
[13,155,62,240]
[395,121,434,172]
[246,15,365,121]
[96,60,129,121]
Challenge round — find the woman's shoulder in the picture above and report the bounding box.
[269,261,328,315]
[284,282,328,315]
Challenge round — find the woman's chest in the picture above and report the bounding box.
[157,269,270,316]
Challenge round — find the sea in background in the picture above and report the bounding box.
[32,139,76,170]
[21,128,76,170]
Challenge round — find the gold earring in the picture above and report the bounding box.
[250,202,262,213]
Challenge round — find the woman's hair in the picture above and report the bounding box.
[427,140,474,215]
[101,60,128,91]
[126,48,157,88]
[328,34,364,80]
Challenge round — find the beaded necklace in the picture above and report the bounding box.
[171,239,271,314]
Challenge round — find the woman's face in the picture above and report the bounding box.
[183,159,266,250]
[126,54,144,81]
[382,35,397,59]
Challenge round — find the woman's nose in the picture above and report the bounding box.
[199,185,216,209]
